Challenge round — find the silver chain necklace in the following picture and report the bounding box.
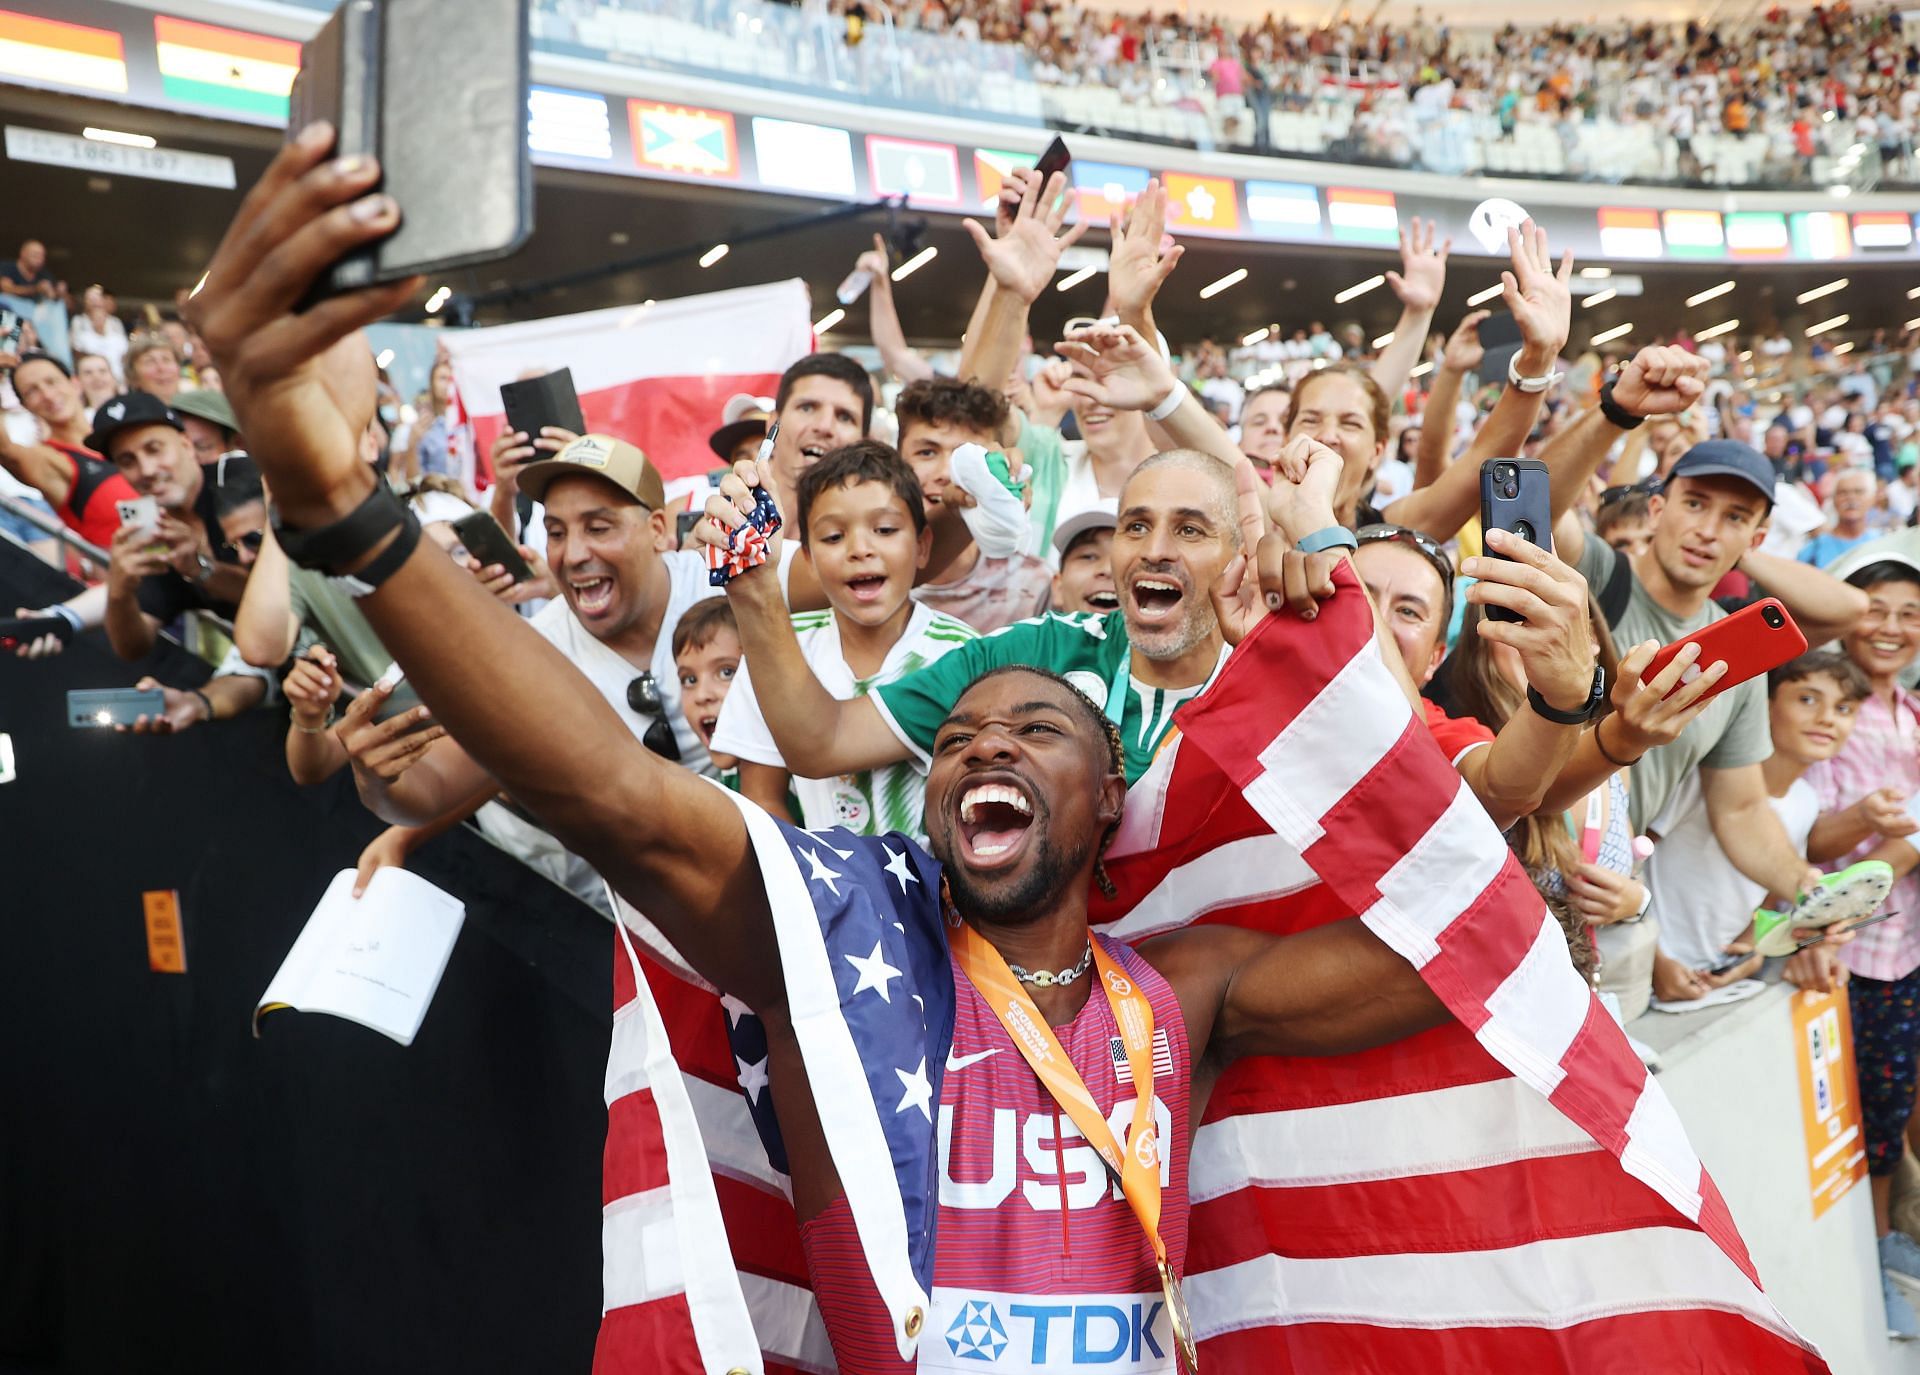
[1006,941,1094,988]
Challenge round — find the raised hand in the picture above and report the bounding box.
[1055,322,1177,413]
[337,679,445,784]
[855,231,891,283]
[284,643,343,727]
[184,121,423,531]
[1462,528,1594,714]
[1441,309,1491,372]
[1500,219,1573,361]
[490,424,576,495]
[699,456,785,569]
[119,676,205,735]
[1601,638,1726,761]
[1106,179,1184,321]
[963,170,1089,305]
[1610,345,1709,419]
[1385,216,1449,313]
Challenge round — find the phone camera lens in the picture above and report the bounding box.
[1504,483,1518,499]
[1762,605,1784,628]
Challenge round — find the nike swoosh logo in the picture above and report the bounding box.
[945,1048,1000,1072]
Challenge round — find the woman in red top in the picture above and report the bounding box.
[1,352,136,552]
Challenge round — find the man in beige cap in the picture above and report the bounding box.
[339,433,730,884]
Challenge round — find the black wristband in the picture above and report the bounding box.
[326,508,423,599]
[271,480,409,574]
[1527,666,1605,725]
[1598,379,1646,432]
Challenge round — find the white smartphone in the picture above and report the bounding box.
[115,496,159,532]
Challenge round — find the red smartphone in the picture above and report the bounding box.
[1644,598,1807,702]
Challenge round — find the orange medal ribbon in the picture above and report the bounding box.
[949,922,1198,1372]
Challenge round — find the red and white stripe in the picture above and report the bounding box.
[440,280,813,496]
[596,910,832,1375]
[1091,566,1826,1374]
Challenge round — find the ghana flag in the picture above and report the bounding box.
[153,16,299,123]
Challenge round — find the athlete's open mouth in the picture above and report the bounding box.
[957,779,1036,867]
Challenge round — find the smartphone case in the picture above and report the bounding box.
[67,688,165,728]
[1478,457,1552,623]
[1645,598,1807,703]
[500,368,586,442]
[289,0,532,298]
[449,510,533,582]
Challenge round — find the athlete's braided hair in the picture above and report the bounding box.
[960,664,1124,899]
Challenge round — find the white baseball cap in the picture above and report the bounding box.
[1052,498,1118,557]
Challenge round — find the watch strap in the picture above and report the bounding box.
[1598,379,1646,431]
[1527,666,1605,725]
[271,481,409,574]
[1296,525,1359,554]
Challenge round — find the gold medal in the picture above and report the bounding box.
[1159,1257,1198,1374]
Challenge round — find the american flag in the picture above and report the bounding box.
[598,800,953,1374]
[591,567,1825,1373]
[1091,566,1825,1372]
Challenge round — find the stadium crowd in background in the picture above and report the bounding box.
[11,37,1920,1352]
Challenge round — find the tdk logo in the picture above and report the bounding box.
[946,1300,1008,1361]
[940,1295,1167,1366]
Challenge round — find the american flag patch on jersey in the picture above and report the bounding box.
[1110,1028,1175,1085]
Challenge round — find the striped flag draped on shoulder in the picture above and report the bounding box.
[1092,563,1826,1374]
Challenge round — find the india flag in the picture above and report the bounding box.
[1326,187,1398,245]
[1662,209,1725,259]
[0,10,126,94]
[154,16,299,123]
[1597,207,1663,259]
[1790,211,1853,260]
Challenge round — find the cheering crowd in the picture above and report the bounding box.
[9,133,1920,1353]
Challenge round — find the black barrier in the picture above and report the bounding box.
[0,543,611,1373]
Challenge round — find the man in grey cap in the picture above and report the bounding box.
[1558,438,1868,992]
[1048,500,1118,614]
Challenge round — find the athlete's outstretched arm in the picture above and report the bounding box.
[1144,922,1448,1063]
[188,128,783,1012]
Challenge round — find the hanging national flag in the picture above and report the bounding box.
[583,566,1823,1375]
[440,280,811,499]
[1070,159,1150,221]
[629,100,739,179]
[751,117,856,197]
[1326,187,1398,245]
[866,135,962,206]
[1790,211,1853,260]
[0,10,126,94]
[972,148,1038,209]
[152,16,298,122]
[1163,172,1241,234]
[528,85,613,162]
[1663,209,1726,259]
[1244,180,1323,239]
[1597,206,1664,258]
[1726,211,1789,258]
[1851,211,1913,250]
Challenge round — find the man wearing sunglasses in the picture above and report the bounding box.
[338,432,728,846]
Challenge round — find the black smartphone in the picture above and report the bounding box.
[0,615,73,650]
[1474,311,1524,381]
[67,687,165,728]
[1479,457,1553,624]
[676,509,701,546]
[288,0,532,300]
[450,509,534,583]
[1034,135,1071,183]
[500,368,586,443]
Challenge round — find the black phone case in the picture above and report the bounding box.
[288,0,532,300]
[449,510,533,582]
[1479,457,1552,624]
[500,368,586,442]
[1035,135,1071,181]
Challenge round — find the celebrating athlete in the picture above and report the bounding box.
[188,129,1459,1373]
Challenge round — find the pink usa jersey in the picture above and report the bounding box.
[803,935,1191,1374]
